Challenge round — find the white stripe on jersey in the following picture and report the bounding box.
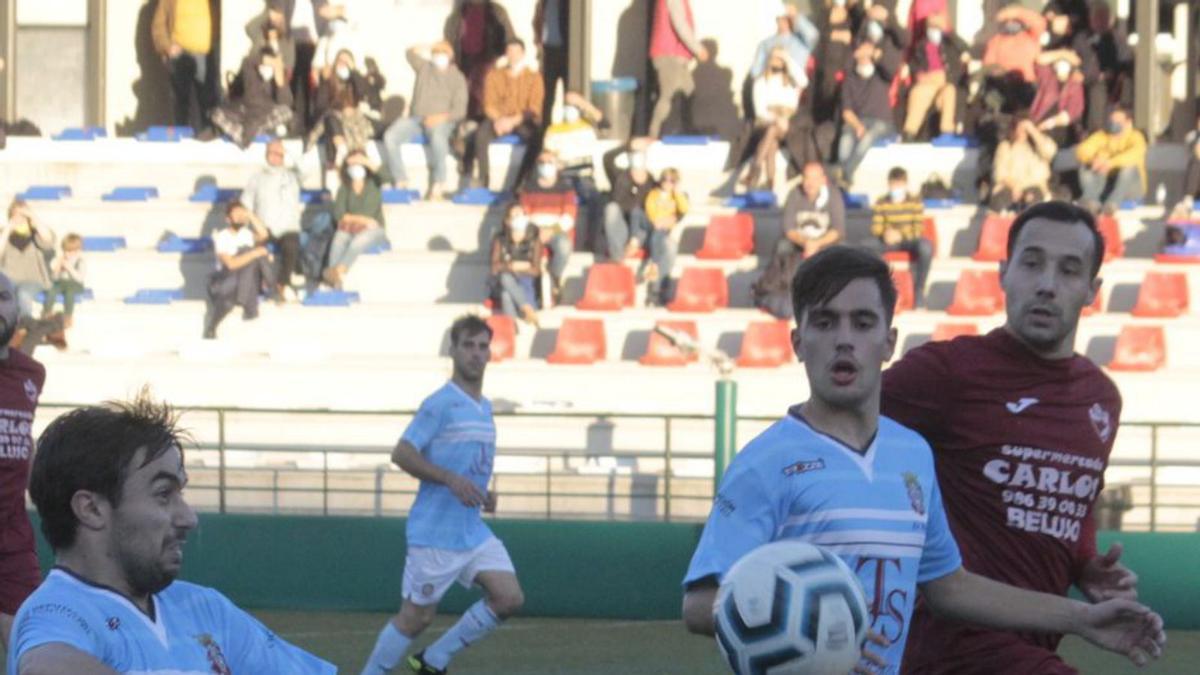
[802,530,928,547]
[432,433,496,444]
[815,543,926,558]
[128,671,211,675]
[780,508,929,529]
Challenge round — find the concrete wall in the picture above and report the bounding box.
[106,0,172,135]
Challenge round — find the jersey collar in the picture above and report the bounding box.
[49,566,169,646]
[786,406,879,481]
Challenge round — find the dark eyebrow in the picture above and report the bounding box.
[150,471,187,489]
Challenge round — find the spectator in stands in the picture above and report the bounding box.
[1041,1,1099,133]
[989,115,1059,213]
[1029,50,1085,149]
[383,42,468,201]
[857,2,908,63]
[838,40,895,188]
[981,5,1046,113]
[311,3,360,83]
[1088,2,1133,132]
[444,0,516,119]
[534,0,570,126]
[152,0,217,132]
[905,0,946,38]
[752,162,844,318]
[471,38,544,190]
[749,4,819,80]
[542,92,604,177]
[901,13,968,141]
[43,234,86,329]
[648,0,709,139]
[1,200,56,321]
[283,0,341,134]
[324,150,390,289]
[247,0,296,74]
[518,151,574,304]
[489,202,542,327]
[312,48,380,130]
[203,200,274,339]
[602,144,655,263]
[211,36,293,149]
[1075,106,1146,212]
[641,168,688,306]
[1183,116,1200,206]
[243,140,304,300]
[311,88,376,184]
[865,167,931,308]
[740,48,803,192]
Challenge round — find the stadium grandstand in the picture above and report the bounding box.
[1,0,1199,672]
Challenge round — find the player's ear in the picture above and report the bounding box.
[790,325,804,363]
[1086,274,1102,306]
[70,490,111,533]
[884,325,897,362]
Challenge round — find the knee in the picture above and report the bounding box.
[489,588,525,619]
[396,604,436,636]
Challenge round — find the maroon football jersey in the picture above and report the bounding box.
[0,348,45,555]
[882,329,1121,675]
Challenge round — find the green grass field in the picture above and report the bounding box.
[4,610,1195,673]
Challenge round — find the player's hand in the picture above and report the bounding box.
[1079,542,1139,602]
[446,474,487,508]
[1074,599,1165,667]
[852,631,889,674]
[483,491,498,513]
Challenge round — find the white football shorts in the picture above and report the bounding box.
[402,536,515,605]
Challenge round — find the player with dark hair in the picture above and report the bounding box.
[882,201,1142,674]
[361,314,525,675]
[7,391,334,674]
[0,272,44,649]
[682,246,1165,673]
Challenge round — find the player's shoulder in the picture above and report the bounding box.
[1071,353,1122,401]
[728,414,823,475]
[6,348,46,380]
[878,416,936,462]
[159,580,241,622]
[13,569,106,629]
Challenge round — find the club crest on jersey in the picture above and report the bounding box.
[1089,403,1113,442]
[106,617,120,631]
[195,633,232,675]
[782,458,826,476]
[23,379,37,403]
[903,472,925,515]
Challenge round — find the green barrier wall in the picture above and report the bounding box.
[29,515,1200,627]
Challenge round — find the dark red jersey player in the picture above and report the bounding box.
[883,202,1139,675]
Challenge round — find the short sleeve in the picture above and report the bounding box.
[8,601,105,670]
[683,457,780,586]
[215,592,336,675]
[881,343,954,441]
[212,230,240,258]
[401,395,443,453]
[917,471,962,583]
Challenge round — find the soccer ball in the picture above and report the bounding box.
[713,541,869,675]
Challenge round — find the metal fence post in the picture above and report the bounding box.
[322,450,329,516]
[217,409,227,514]
[1150,425,1159,532]
[714,379,737,492]
[664,416,673,522]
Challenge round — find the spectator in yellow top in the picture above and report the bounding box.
[864,167,931,308]
[641,168,689,306]
[1074,107,1146,212]
[152,0,217,131]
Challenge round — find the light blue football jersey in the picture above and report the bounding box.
[6,568,335,674]
[401,382,497,550]
[685,408,962,674]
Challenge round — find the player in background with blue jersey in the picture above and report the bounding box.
[681,247,1165,674]
[7,392,334,675]
[361,315,524,675]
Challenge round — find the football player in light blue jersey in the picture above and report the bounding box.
[8,393,334,675]
[681,246,1165,673]
[361,315,524,675]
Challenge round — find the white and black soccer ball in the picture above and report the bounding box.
[713,541,869,675]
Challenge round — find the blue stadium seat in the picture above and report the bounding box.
[36,288,94,303]
[301,189,331,204]
[81,236,127,252]
[382,188,421,204]
[124,289,184,305]
[493,134,522,145]
[53,127,105,141]
[872,135,898,148]
[724,191,777,210]
[452,187,501,205]
[157,235,212,253]
[660,135,719,145]
[930,134,978,148]
[190,185,242,203]
[103,186,159,202]
[844,193,870,210]
[923,197,960,209]
[302,290,361,307]
[364,240,392,254]
[1120,199,1143,210]
[137,126,194,142]
[18,185,71,201]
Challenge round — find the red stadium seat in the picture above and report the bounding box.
[882,218,939,262]
[1081,290,1104,317]
[1153,253,1200,265]
[891,268,915,314]
[639,320,700,366]
[667,267,729,313]
[736,320,793,368]
[1096,215,1125,262]
[1107,325,1166,372]
[946,270,1005,316]
[485,315,516,362]
[972,214,1015,262]
[696,213,755,260]
[546,318,607,365]
[576,263,636,311]
[931,322,979,342]
[1131,272,1189,318]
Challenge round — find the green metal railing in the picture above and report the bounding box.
[34,403,1200,531]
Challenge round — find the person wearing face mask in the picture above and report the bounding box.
[981,5,1046,112]
[542,91,605,176]
[838,40,896,188]
[211,35,294,149]
[324,151,391,290]
[489,203,542,327]
[246,0,296,74]
[383,42,468,201]
[749,4,819,80]
[742,48,804,191]
[471,38,544,190]
[601,141,655,263]
[855,3,908,68]
[1073,107,1146,213]
[242,140,304,301]
[0,201,56,323]
[865,167,932,308]
[444,0,516,119]
[309,87,375,186]
[517,151,574,304]
[311,48,374,132]
[203,201,276,339]
[901,13,968,140]
[640,168,688,306]
[1029,50,1085,149]
[990,114,1059,214]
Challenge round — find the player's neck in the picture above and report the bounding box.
[798,397,878,454]
[452,374,483,401]
[1002,324,1077,360]
[55,552,153,613]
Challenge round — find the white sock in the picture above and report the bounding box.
[422,600,501,670]
[360,621,411,675]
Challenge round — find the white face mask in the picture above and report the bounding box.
[537,163,558,180]
[628,152,647,170]
[1039,30,1051,47]
[890,187,907,203]
[562,106,581,124]
[432,53,451,69]
[511,216,529,231]
[1054,60,1072,81]
[259,64,275,81]
[927,27,943,45]
[867,20,884,43]
[857,63,875,79]
[347,164,367,181]
[833,0,846,6]
[336,65,351,81]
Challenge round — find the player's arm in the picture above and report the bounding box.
[17,644,118,675]
[682,581,719,635]
[392,439,486,507]
[919,568,1165,667]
